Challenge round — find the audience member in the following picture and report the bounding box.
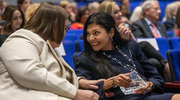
[0,16,8,46]
[60,1,75,26]
[1,1,7,15]
[130,6,143,23]
[119,0,132,20]
[2,5,25,35]
[162,3,171,22]
[75,12,180,100]
[25,3,40,22]
[131,0,168,38]
[176,6,180,29]
[0,2,102,100]
[0,17,5,35]
[98,1,171,80]
[17,0,31,15]
[71,6,90,29]
[98,0,132,33]
[88,2,100,14]
[0,0,3,15]
[163,3,178,31]
[70,2,78,16]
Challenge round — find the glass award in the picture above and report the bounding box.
[120,71,147,95]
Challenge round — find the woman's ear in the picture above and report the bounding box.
[109,28,115,38]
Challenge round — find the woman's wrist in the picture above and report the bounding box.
[148,82,154,91]
[111,77,117,88]
[103,77,117,90]
[78,77,86,89]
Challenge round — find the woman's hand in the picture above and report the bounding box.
[134,81,153,94]
[79,78,105,90]
[103,73,131,90]
[117,26,136,41]
[113,73,131,88]
[73,89,99,100]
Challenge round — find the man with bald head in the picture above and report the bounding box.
[130,0,168,38]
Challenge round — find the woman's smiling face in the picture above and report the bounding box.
[86,23,114,51]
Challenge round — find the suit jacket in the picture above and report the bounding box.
[130,18,168,38]
[75,41,164,99]
[163,18,175,31]
[0,29,78,100]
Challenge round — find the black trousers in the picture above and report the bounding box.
[138,41,165,79]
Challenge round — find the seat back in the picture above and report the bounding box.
[73,52,82,68]
[166,31,173,38]
[62,40,76,70]
[167,49,180,82]
[169,37,180,49]
[63,34,79,42]
[66,29,83,40]
[137,37,170,60]
[156,37,170,60]
[75,40,84,52]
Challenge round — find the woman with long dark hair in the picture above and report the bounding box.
[75,12,179,100]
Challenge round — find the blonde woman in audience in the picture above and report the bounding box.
[2,5,25,35]
[25,3,40,22]
[163,3,178,31]
[0,2,102,100]
[98,0,135,40]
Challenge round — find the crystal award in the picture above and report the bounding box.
[120,71,147,95]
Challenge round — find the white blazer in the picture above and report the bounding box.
[0,29,78,100]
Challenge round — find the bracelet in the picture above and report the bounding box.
[78,76,86,81]
[112,77,117,88]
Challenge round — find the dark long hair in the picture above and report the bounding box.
[2,5,25,34]
[83,12,125,78]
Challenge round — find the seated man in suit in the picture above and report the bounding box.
[130,0,168,38]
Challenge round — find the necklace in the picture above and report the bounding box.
[102,45,136,72]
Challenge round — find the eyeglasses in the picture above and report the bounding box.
[153,7,160,11]
[65,25,70,32]
[0,20,6,28]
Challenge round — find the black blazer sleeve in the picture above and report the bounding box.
[75,54,105,98]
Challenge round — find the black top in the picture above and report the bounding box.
[0,34,9,47]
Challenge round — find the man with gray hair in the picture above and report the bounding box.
[130,0,168,38]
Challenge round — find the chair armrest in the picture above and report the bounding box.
[164,81,180,89]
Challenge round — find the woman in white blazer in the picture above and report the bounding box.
[0,2,101,100]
